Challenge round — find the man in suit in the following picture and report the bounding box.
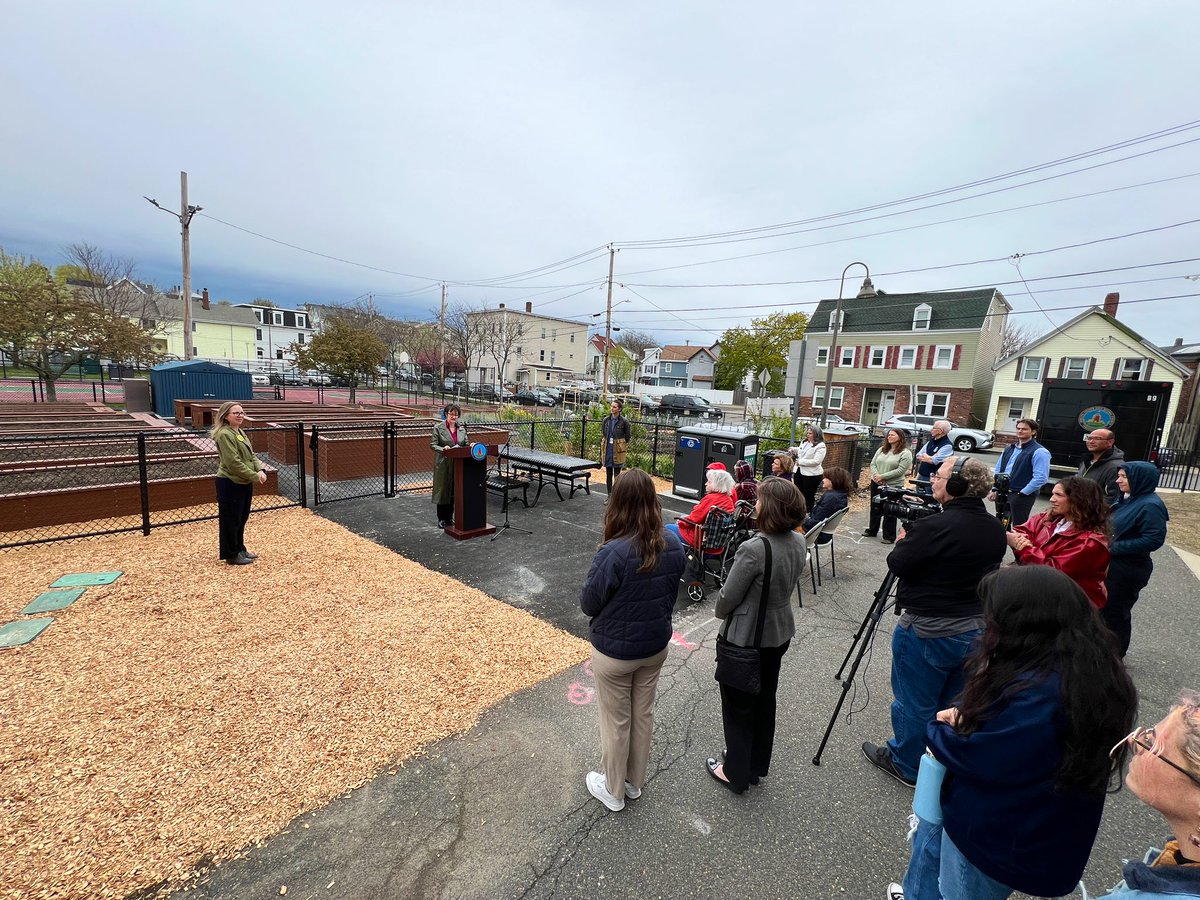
[989,417,1051,526]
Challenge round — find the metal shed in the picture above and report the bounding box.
[149,360,252,419]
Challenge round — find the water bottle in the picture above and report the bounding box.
[912,749,947,824]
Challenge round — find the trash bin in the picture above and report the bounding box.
[674,425,760,498]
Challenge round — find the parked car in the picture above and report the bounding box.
[815,414,872,435]
[420,373,435,385]
[306,372,331,386]
[657,393,723,420]
[881,414,994,453]
[514,390,556,407]
[250,374,271,386]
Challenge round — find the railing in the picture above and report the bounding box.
[0,424,305,550]
[1154,446,1200,492]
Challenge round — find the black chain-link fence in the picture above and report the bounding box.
[0,425,305,550]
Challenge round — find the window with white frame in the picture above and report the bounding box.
[1019,357,1047,381]
[840,347,855,366]
[869,346,887,368]
[539,349,545,361]
[271,311,283,326]
[541,327,546,338]
[1063,357,1089,379]
[550,351,556,366]
[275,349,284,359]
[932,345,955,368]
[254,310,263,323]
[1118,358,1146,380]
[813,385,845,410]
[816,346,829,366]
[256,348,264,358]
[898,346,917,368]
[912,304,931,331]
[297,333,305,344]
[827,310,843,332]
[914,391,950,417]
[255,328,263,341]
[296,314,306,328]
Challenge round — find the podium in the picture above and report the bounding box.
[442,444,498,540]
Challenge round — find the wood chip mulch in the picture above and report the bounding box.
[0,508,590,899]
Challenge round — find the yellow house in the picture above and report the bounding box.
[986,299,1189,437]
[141,292,258,363]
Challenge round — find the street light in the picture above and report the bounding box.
[819,262,872,429]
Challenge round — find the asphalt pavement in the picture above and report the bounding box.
[176,486,1195,900]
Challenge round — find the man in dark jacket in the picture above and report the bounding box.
[862,456,1008,787]
[1078,428,1126,505]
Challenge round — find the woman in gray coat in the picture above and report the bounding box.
[431,404,467,528]
[707,477,808,793]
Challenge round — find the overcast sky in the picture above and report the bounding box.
[3,2,1198,348]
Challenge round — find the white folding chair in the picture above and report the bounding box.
[812,506,851,584]
[796,517,828,607]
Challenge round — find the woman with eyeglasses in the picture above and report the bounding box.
[888,565,1137,900]
[1089,691,1200,898]
[211,401,267,565]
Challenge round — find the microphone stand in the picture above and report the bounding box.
[490,443,533,541]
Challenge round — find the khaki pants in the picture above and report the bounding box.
[591,646,669,795]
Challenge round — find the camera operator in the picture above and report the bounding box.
[913,420,953,494]
[989,417,1050,526]
[862,456,1008,788]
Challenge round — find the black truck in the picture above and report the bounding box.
[1036,378,1174,468]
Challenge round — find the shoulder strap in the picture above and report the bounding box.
[751,537,773,648]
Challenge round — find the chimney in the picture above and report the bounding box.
[201,288,210,310]
[1103,292,1119,317]
[498,302,505,309]
[525,301,532,313]
[1173,338,1184,349]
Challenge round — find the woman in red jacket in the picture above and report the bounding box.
[666,466,736,548]
[1007,475,1111,608]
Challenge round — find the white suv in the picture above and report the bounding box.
[881,414,994,453]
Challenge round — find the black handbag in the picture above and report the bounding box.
[714,538,772,695]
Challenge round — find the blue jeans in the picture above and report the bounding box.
[664,523,683,545]
[886,623,980,782]
[904,816,1013,900]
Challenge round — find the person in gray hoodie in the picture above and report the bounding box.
[1102,460,1169,657]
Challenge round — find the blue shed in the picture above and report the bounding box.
[150,360,252,418]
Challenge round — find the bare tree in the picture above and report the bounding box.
[443,301,488,386]
[479,309,528,387]
[998,322,1037,360]
[58,242,162,328]
[394,320,442,374]
[616,329,658,358]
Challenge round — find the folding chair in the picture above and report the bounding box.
[796,516,828,607]
[682,506,738,602]
[812,505,851,584]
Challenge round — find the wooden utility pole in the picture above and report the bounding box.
[601,245,615,395]
[145,172,202,360]
[439,282,447,380]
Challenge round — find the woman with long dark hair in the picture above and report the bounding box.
[889,565,1137,900]
[801,466,853,542]
[1008,475,1111,608]
[863,427,913,543]
[707,477,807,794]
[580,468,686,812]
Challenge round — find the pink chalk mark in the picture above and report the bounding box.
[567,682,595,705]
[582,660,594,679]
[671,630,698,651]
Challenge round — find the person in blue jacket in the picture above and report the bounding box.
[889,565,1137,900]
[1087,690,1200,899]
[580,467,686,812]
[1102,461,1170,657]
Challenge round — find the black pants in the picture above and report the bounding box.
[1008,492,1036,527]
[215,477,253,561]
[865,482,898,540]
[1103,555,1154,657]
[605,465,623,492]
[436,502,453,526]
[719,639,790,792]
[795,474,821,514]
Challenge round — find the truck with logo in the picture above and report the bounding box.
[1036,377,1174,468]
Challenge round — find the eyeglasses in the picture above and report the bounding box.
[1110,725,1200,788]
[929,473,947,482]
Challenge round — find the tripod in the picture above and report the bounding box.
[812,569,898,766]
[490,447,533,542]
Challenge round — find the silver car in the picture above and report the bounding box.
[881,414,994,453]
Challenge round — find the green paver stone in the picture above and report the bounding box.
[0,618,54,649]
[22,589,86,615]
[50,571,123,588]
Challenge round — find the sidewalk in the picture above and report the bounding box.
[178,490,1197,900]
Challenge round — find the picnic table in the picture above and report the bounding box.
[499,446,598,506]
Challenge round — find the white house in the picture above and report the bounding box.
[640,347,661,385]
[985,294,1190,436]
[235,303,316,367]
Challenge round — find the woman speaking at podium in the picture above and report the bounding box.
[431,404,467,528]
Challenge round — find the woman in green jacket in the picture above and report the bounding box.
[862,427,912,543]
[211,402,265,565]
[431,404,467,528]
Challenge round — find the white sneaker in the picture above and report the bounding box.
[623,781,641,800]
[886,883,904,900]
[585,771,625,811]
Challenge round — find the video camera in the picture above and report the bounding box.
[871,484,942,523]
[992,472,1012,529]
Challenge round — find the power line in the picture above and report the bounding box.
[614,119,1200,248]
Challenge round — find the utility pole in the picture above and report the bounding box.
[601,245,615,396]
[144,171,202,360]
[439,282,447,381]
